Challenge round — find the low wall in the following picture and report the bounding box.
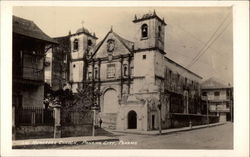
[16,125,54,140]
[169,114,219,128]
[61,125,92,137]
[15,125,94,139]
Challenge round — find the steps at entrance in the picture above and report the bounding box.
[95,127,115,136]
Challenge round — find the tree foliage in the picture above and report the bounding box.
[44,82,101,112]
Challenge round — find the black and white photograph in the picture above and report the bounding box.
[0,1,249,157]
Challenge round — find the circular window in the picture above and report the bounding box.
[73,64,76,68]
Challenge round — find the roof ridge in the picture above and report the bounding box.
[13,15,58,44]
[201,77,230,89]
[112,31,134,52]
[112,31,134,44]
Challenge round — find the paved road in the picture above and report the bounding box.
[51,123,233,149]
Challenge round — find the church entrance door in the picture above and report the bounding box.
[128,110,137,129]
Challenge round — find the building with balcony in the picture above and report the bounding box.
[12,16,57,128]
[201,77,233,122]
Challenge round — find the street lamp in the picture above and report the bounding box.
[206,96,210,127]
[158,103,162,135]
[91,104,98,136]
[158,86,162,135]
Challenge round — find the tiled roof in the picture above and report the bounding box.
[13,15,58,44]
[201,77,231,89]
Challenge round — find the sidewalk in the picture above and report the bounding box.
[13,136,119,149]
[13,122,226,148]
[112,122,226,135]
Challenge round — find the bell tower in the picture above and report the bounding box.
[132,11,167,93]
[133,10,166,52]
[69,27,98,92]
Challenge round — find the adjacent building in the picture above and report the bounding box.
[201,77,233,122]
[51,35,71,91]
[63,11,203,131]
[12,15,57,126]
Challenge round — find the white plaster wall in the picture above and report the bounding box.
[155,52,201,83]
[206,89,227,101]
[70,34,86,59]
[70,61,84,82]
[116,103,147,131]
[133,51,156,93]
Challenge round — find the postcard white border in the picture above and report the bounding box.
[1,1,249,157]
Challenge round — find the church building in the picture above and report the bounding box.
[66,11,203,131]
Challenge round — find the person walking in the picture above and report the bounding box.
[99,118,103,128]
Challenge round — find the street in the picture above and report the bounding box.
[52,123,233,149]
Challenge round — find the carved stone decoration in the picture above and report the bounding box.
[107,39,115,52]
[146,96,160,111]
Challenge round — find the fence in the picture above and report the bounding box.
[61,110,93,126]
[16,107,54,126]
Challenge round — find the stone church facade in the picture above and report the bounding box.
[65,11,202,131]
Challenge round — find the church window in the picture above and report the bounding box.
[94,67,98,79]
[107,64,115,78]
[141,24,148,38]
[142,55,146,59]
[73,39,79,51]
[214,91,220,96]
[73,64,76,68]
[158,26,162,39]
[123,64,128,76]
[88,39,92,47]
[169,70,172,80]
[88,71,92,80]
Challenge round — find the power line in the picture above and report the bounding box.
[185,12,231,68]
[167,22,223,55]
[186,20,232,69]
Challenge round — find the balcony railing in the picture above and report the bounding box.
[22,66,44,81]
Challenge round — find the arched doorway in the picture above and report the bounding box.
[103,88,118,113]
[128,110,137,129]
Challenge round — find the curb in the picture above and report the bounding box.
[12,138,119,149]
[113,123,226,136]
[157,122,226,136]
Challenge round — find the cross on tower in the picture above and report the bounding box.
[81,20,84,28]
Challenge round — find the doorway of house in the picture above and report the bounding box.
[128,110,137,129]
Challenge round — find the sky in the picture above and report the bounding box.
[13,7,233,85]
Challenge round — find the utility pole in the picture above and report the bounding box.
[158,87,162,135]
[92,106,97,136]
[206,96,209,127]
[229,88,233,122]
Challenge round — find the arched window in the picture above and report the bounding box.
[94,67,98,79]
[87,39,92,47]
[123,65,128,76]
[158,26,161,39]
[141,24,148,38]
[73,39,79,51]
